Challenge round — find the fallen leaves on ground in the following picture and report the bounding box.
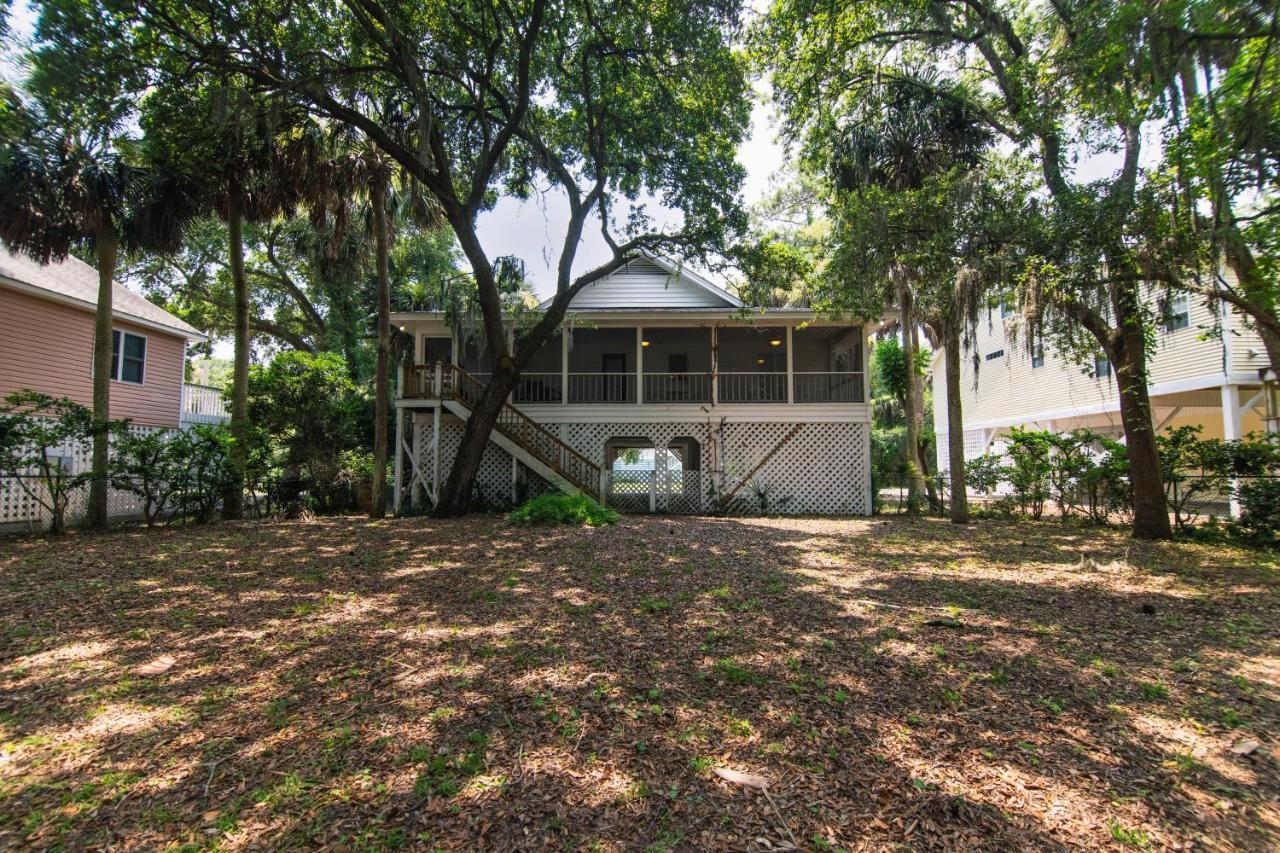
[0,514,1276,850]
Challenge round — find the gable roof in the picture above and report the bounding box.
[0,251,204,340]
[540,252,743,311]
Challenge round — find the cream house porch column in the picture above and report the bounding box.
[392,408,404,513]
[1222,384,1243,518]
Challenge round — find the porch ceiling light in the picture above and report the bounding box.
[769,339,782,346]
[641,340,650,347]
[756,357,766,365]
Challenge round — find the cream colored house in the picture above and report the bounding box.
[392,254,877,514]
[932,284,1270,472]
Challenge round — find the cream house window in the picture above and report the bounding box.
[1165,293,1190,331]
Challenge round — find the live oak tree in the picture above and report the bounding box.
[125,0,751,514]
[756,0,1181,539]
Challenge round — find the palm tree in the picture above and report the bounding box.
[830,74,992,514]
[142,82,314,518]
[0,101,194,528]
[308,132,445,517]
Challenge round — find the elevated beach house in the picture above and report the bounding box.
[392,255,876,514]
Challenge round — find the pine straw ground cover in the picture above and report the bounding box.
[0,516,1276,851]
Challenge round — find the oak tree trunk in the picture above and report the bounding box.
[87,228,117,529]
[944,320,970,524]
[223,193,249,520]
[370,179,391,518]
[435,363,519,516]
[1111,309,1173,540]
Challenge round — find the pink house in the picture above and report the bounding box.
[0,251,206,428]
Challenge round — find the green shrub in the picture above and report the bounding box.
[507,492,619,526]
[1235,478,1280,548]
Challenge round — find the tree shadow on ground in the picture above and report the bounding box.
[0,514,1275,849]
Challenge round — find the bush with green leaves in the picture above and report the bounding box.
[1047,430,1130,524]
[247,351,366,512]
[110,425,237,525]
[1157,426,1280,531]
[1157,426,1236,531]
[1003,428,1053,519]
[1234,478,1280,548]
[508,492,619,526]
[0,391,111,534]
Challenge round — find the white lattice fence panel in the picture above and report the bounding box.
[416,416,519,508]
[0,424,173,532]
[562,421,869,516]
[721,422,867,515]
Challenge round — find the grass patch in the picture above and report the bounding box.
[508,493,619,526]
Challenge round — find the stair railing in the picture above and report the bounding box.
[440,363,602,497]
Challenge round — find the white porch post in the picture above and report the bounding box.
[710,325,719,406]
[785,324,794,404]
[432,405,441,507]
[1223,384,1243,518]
[636,325,644,405]
[392,408,404,513]
[561,323,569,405]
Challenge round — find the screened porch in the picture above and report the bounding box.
[404,323,865,405]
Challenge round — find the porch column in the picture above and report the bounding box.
[711,325,719,406]
[1222,384,1242,518]
[392,408,404,513]
[636,325,644,405]
[785,324,795,404]
[432,405,441,507]
[561,324,569,405]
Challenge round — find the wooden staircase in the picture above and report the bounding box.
[436,364,603,499]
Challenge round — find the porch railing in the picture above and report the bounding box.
[718,372,787,403]
[793,371,864,403]
[512,373,562,404]
[643,372,711,403]
[402,365,864,405]
[180,383,229,425]
[567,372,637,403]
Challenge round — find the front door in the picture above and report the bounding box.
[602,353,626,401]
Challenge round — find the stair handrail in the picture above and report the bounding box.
[440,363,602,496]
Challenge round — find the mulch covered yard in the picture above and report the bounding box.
[0,515,1276,851]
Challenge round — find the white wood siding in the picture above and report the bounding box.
[566,259,734,309]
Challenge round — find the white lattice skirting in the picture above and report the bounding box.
[0,425,170,534]
[410,415,871,516]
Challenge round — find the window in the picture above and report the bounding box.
[111,331,146,384]
[1094,354,1110,379]
[1166,293,1190,331]
[668,353,688,374]
[999,302,1014,318]
[1031,342,1045,369]
[985,349,1005,361]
